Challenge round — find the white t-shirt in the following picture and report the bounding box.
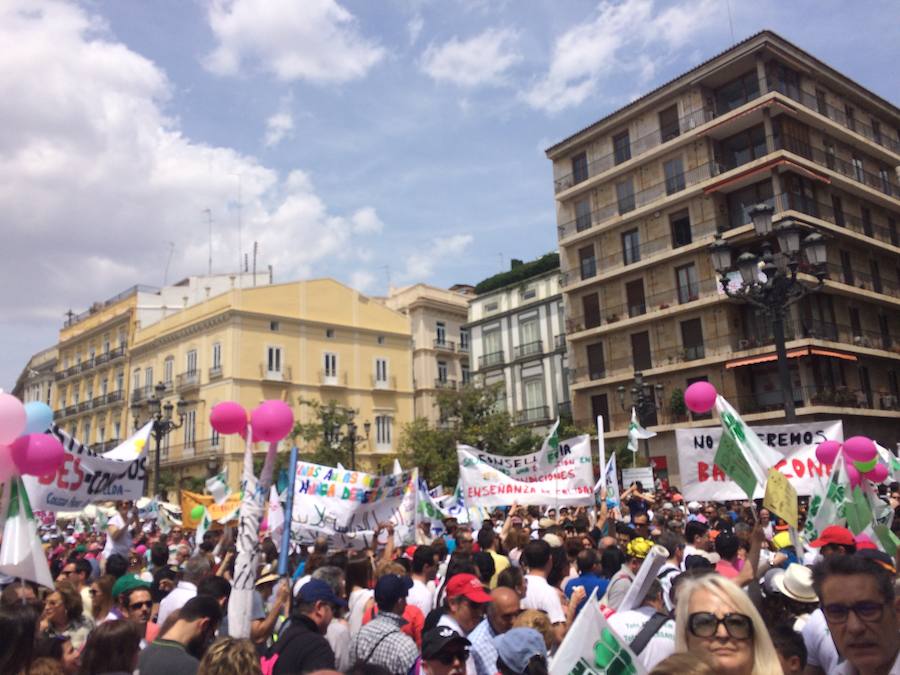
[347,587,373,638]
[607,606,675,671]
[102,512,132,560]
[522,574,565,624]
[802,608,840,673]
[157,580,197,627]
[407,578,434,616]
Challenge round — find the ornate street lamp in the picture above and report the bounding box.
[132,381,187,497]
[617,372,664,463]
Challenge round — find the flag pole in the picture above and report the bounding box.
[277,445,299,576]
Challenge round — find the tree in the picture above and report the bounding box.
[291,398,363,467]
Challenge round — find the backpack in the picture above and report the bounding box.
[259,625,300,675]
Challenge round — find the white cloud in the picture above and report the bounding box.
[401,234,473,280]
[0,0,383,330]
[407,14,424,45]
[523,0,720,113]
[263,111,293,147]
[350,270,376,292]
[421,27,521,88]
[204,0,385,83]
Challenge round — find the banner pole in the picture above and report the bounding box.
[277,446,299,576]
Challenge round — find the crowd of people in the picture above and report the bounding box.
[1,482,900,675]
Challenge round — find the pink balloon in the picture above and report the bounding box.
[0,393,27,445]
[684,381,718,414]
[210,401,248,435]
[10,434,65,476]
[250,401,294,443]
[843,436,877,463]
[0,445,18,481]
[815,440,842,465]
[866,463,889,483]
[845,462,862,488]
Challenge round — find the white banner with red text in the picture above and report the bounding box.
[456,434,595,507]
[675,420,844,501]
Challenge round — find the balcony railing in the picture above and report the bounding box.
[77,400,91,412]
[91,394,106,409]
[517,406,551,424]
[557,400,572,419]
[435,379,457,390]
[458,343,470,353]
[319,370,348,387]
[63,405,77,417]
[177,371,200,389]
[734,385,900,416]
[209,366,223,380]
[478,351,505,369]
[434,339,456,352]
[741,318,899,355]
[822,262,900,300]
[372,375,397,390]
[557,160,724,240]
[774,192,899,249]
[514,341,544,359]
[554,334,567,351]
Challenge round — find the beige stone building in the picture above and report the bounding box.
[546,31,900,484]
[383,283,472,423]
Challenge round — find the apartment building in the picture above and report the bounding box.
[546,31,900,483]
[12,346,57,406]
[383,283,473,423]
[467,254,570,431]
[127,279,415,490]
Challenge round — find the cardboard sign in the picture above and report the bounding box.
[763,468,799,529]
[620,467,653,491]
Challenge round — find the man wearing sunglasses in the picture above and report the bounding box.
[812,553,900,675]
[118,577,154,649]
[421,626,471,675]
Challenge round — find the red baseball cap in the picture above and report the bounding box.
[809,525,855,548]
[446,574,491,603]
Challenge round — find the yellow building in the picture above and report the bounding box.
[127,279,415,491]
[53,286,152,451]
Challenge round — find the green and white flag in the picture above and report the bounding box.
[0,478,55,589]
[713,395,782,498]
[542,418,562,459]
[804,453,848,543]
[194,505,212,544]
[205,471,231,506]
[553,587,647,675]
[626,408,655,454]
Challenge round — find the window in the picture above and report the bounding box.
[267,346,282,374]
[59,388,66,408]
[670,210,692,247]
[851,156,864,182]
[582,293,601,329]
[831,195,845,227]
[586,343,605,380]
[845,105,855,131]
[681,318,705,360]
[571,152,588,184]
[718,124,767,170]
[889,219,898,247]
[164,357,174,384]
[523,378,544,411]
[579,246,596,280]
[324,352,337,377]
[86,381,93,400]
[519,316,541,355]
[375,358,388,383]
[849,307,862,338]
[116,369,124,392]
[377,335,385,345]
[483,328,502,358]
[484,302,498,313]
[211,428,221,448]
[664,157,685,194]
[879,314,892,350]
[870,260,882,294]
[880,168,892,195]
[100,379,108,396]
[144,367,153,391]
[89,347,96,363]
[132,369,141,393]
[815,89,828,116]
[269,321,280,331]
[521,286,536,300]
[437,360,448,383]
[461,365,471,384]
[726,180,773,230]
[626,279,646,317]
[840,251,854,285]
[676,264,700,303]
[103,334,110,354]
[621,229,640,265]
[459,328,470,351]
[631,332,652,371]
[616,178,635,214]
[83,421,91,444]
[714,70,760,114]
[186,349,198,374]
[823,138,836,170]
[183,410,196,448]
[613,130,631,165]
[591,394,609,426]
[861,207,873,237]
[872,119,882,144]
[575,198,592,232]
[118,328,126,349]
[98,426,105,444]
[436,321,446,345]
[659,105,679,142]
[212,343,222,369]
[326,328,335,338]
[113,422,121,441]
[375,416,392,447]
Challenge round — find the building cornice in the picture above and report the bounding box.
[465,293,562,330]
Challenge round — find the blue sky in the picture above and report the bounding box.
[2,0,898,389]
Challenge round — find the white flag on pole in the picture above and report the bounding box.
[627,407,655,453]
[205,471,230,505]
[0,478,55,589]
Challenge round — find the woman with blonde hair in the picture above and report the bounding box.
[197,637,262,675]
[513,609,554,652]
[674,574,781,675]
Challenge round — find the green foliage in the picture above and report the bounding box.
[398,384,543,485]
[473,252,560,295]
[669,388,687,417]
[291,399,362,467]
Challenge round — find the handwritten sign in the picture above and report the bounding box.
[763,468,798,529]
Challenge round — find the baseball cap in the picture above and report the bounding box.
[422,626,471,660]
[493,628,547,672]
[111,574,150,599]
[374,574,413,607]
[446,573,492,603]
[809,525,855,548]
[297,579,348,607]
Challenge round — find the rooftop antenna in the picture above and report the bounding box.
[498,252,504,270]
[163,242,175,285]
[244,253,249,273]
[724,0,735,44]
[204,208,213,276]
[252,241,258,286]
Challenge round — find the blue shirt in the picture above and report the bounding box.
[564,573,609,616]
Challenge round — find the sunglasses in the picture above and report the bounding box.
[435,648,469,665]
[688,612,753,640]
[822,601,884,624]
[129,600,153,610]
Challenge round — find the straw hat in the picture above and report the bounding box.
[774,563,817,603]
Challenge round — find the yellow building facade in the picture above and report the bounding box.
[127,279,415,491]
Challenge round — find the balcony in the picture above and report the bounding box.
[554,334,567,352]
[514,341,544,360]
[91,394,107,409]
[63,405,77,418]
[94,353,109,367]
[774,192,899,250]
[741,319,899,356]
[458,343,470,354]
[557,400,572,419]
[517,405,551,424]
[177,371,201,390]
[209,366,223,380]
[478,351,505,369]
[734,385,900,416]
[106,390,123,405]
[435,379,457,390]
[319,370,348,387]
[77,400,91,412]
[107,346,126,361]
[434,339,456,352]
[131,387,149,404]
[372,375,397,390]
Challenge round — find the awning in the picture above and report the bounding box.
[725,347,857,369]
[704,157,831,195]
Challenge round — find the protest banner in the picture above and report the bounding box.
[621,467,654,491]
[457,434,594,507]
[23,423,151,511]
[763,468,799,529]
[675,419,843,500]
[290,460,417,547]
[180,490,242,529]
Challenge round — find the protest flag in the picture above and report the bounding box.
[0,478,54,588]
[626,408,655,455]
[205,471,231,505]
[713,395,782,498]
[804,453,848,543]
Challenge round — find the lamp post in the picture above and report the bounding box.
[617,372,664,464]
[329,415,371,471]
[131,381,186,497]
[708,204,828,422]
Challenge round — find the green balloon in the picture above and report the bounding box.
[190,505,205,520]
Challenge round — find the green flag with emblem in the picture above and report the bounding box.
[713,396,782,498]
[0,478,55,588]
